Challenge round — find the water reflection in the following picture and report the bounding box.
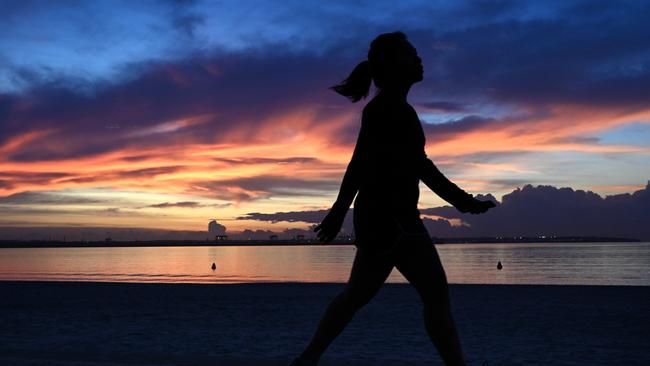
[0,243,649,286]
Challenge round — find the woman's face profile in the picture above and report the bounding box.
[390,41,424,85]
[405,43,424,84]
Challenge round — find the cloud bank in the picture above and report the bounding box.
[240,183,650,241]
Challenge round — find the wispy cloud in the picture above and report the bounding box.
[144,201,231,209]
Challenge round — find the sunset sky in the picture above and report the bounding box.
[1,1,649,238]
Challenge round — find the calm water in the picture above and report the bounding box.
[1,242,649,286]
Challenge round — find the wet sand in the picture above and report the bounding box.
[1,281,648,365]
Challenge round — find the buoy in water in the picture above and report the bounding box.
[497,261,503,270]
[211,262,216,270]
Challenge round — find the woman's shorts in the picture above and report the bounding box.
[353,211,431,254]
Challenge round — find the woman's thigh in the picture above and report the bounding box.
[394,234,449,303]
[344,247,395,303]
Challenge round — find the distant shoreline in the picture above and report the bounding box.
[0,236,641,248]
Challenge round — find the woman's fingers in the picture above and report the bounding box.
[317,232,331,242]
[314,217,342,242]
[315,225,328,240]
[466,201,492,214]
[316,226,337,242]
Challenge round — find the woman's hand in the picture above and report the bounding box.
[314,205,346,243]
[456,198,496,214]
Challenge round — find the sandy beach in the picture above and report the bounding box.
[0,282,648,366]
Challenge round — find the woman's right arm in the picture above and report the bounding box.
[331,111,370,214]
[314,111,370,242]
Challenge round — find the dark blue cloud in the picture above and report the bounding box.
[239,183,650,240]
[4,0,648,108]
[0,48,353,161]
[4,0,649,135]
[420,1,650,108]
[421,182,650,240]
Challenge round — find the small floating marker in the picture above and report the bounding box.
[497,261,503,270]
[211,262,216,270]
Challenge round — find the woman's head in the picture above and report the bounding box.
[331,32,423,102]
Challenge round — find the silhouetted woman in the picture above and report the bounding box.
[290,32,495,366]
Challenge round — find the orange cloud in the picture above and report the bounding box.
[1,99,649,233]
[0,128,58,155]
[427,106,650,157]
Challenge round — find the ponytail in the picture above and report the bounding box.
[330,60,372,103]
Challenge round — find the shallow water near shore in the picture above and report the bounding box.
[1,242,649,286]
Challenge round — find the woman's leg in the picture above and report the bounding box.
[394,236,466,366]
[299,247,395,363]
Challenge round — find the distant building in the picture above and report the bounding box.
[270,234,278,240]
[295,234,305,241]
[215,235,228,241]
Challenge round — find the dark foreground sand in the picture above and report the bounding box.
[0,282,648,366]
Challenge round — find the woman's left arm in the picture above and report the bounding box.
[419,155,495,214]
[410,104,494,214]
[419,155,472,209]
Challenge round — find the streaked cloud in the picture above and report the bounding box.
[145,201,231,209]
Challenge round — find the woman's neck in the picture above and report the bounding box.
[379,84,411,101]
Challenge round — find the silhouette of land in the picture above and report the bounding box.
[0,236,640,248]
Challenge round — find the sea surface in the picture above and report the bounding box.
[0,242,649,286]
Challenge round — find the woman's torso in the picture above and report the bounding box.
[353,94,427,244]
